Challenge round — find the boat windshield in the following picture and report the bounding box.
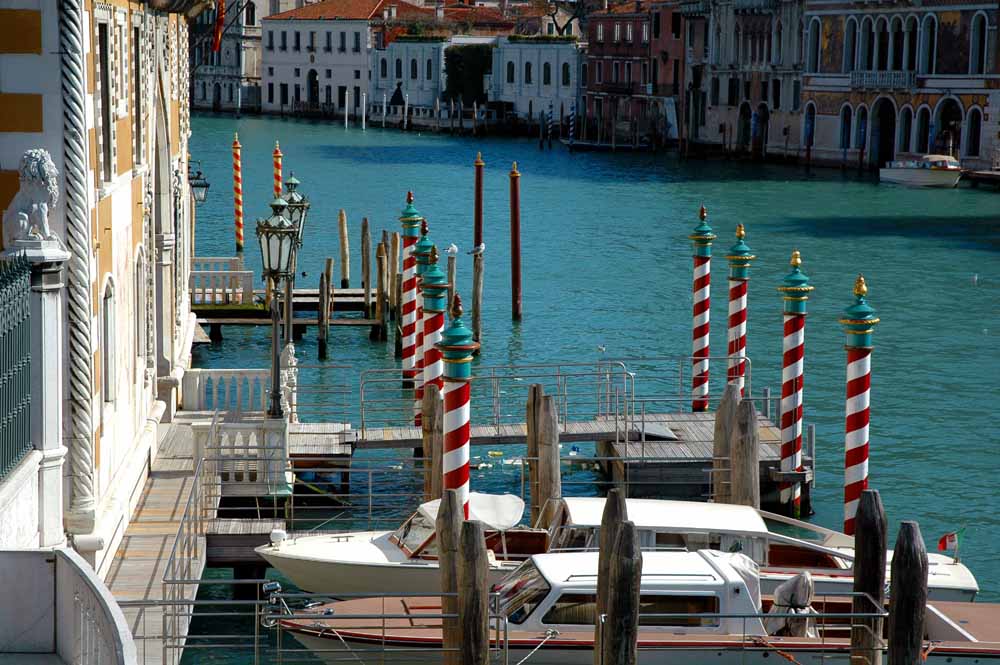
[390,512,436,556]
[493,561,551,624]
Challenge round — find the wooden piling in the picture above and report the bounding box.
[526,384,542,525]
[602,521,642,665]
[852,489,887,665]
[537,395,561,528]
[712,384,741,504]
[436,488,463,665]
[373,243,387,341]
[318,271,330,358]
[509,162,522,320]
[422,384,444,502]
[447,254,456,312]
[594,489,627,665]
[730,399,760,508]
[471,253,483,349]
[458,520,489,665]
[338,210,350,288]
[887,521,929,665]
[361,217,372,318]
[390,232,401,320]
[474,152,484,248]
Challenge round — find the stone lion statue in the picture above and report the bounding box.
[2,148,60,248]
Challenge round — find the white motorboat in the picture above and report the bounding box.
[280,550,1000,664]
[255,493,548,595]
[879,154,963,187]
[549,497,979,601]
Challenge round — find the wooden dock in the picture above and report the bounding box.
[105,420,201,665]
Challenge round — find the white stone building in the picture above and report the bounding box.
[489,37,585,120]
[261,0,428,115]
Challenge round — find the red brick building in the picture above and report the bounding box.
[649,1,685,140]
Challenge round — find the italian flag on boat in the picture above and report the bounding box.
[938,528,965,552]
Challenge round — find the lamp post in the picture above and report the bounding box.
[188,160,210,204]
[282,173,310,345]
[256,196,297,418]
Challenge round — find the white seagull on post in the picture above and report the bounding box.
[468,243,486,255]
[447,243,459,255]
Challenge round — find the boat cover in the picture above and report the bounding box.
[764,570,818,637]
[418,493,525,531]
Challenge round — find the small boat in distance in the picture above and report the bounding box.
[880,154,962,187]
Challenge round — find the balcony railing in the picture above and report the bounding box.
[849,70,916,90]
[734,0,778,12]
[679,0,708,16]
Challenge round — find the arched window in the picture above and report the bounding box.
[839,105,853,150]
[797,20,804,65]
[855,106,868,149]
[507,61,515,83]
[875,18,889,70]
[525,61,533,84]
[715,27,723,64]
[380,58,387,78]
[898,107,913,152]
[425,58,432,80]
[102,281,116,402]
[859,18,873,69]
[904,17,918,71]
[965,108,982,157]
[543,62,552,85]
[803,102,816,147]
[395,58,402,79]
[200,81,206,99]
[410,58,417,79]
[773,21,782,65]
[807,18,821,72]
[843,18,857,72]
[969,13,987,75]
[134,251,147,373]
[562,62,571,86]
[245,2,255,25]
[919,14,936,74]
[734,26,741,64]
[890,17,903,70]
[915,107,930,152]
[582,62,588,84]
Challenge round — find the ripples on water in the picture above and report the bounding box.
[189,114,1000,604]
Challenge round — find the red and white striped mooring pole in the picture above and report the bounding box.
[399,192,423,388]
[726,224,755,396]
[689,205,715,412]
[272,141,283,199]
[841,275,879,535]
[412,221,434,424]
[233,133,243,253]
[438,295,479,517]
[420,247,448,399]
[777,251,813,517]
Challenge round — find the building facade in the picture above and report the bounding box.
[489,36,584,121]
[371,35,453,111]
[190,0,270,112]
[0,0,202,578]
[680,0,806,156]
[802,0,999,168]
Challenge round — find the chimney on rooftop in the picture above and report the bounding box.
[436,1,444,19]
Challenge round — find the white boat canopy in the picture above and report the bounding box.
[418,492,525,531]
[561,497,770,536]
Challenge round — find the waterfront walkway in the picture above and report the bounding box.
[105,417,202,665]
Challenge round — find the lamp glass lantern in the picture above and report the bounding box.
[256,197,297,280]
[283,174,310,246]
[189,170,210,204]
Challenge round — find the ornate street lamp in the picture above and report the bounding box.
[283,173,310,245]
[188,159,210,204]
[256,196,297,418]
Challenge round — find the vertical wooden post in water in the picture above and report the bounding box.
[527,384,543,525]
[537,395,562,528]
[887,521,928,665]
[594,489,627,665]
[852,489,887,665]
[712,384,741,504]
[436,489,463,665]
[602,521,642,665]
[509,162,522,320]
[338,210,350,288]
[373,243,387,340]
[447,254,457,313]
[318,271,329,359]
[390,232,401,320]
[422,384,444,502]
[730,400,760,508]
[458,520,489,665]
[471,253,483,351]
[361,217,372,318]
[474,152,484,247]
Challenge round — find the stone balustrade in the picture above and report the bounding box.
[849,70,916,90]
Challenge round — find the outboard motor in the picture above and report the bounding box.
[764,571,818,638]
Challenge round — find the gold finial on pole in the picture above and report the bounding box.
[430,245,439,264]
[699,205,707,221]
[736,223,745,239]
[451,293,464,319]
[407,190,414,204]
[421,218,428,235]
[790,249,802,268]
[475,151,484,166]
[854,274,868,298]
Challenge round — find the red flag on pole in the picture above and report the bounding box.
[211,0,225,52]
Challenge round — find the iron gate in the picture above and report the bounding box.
[0,255,31,481]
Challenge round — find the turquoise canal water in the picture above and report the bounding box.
[187,113,1000,615]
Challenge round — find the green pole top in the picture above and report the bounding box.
[413,219,434,276]
[726,223,756,280]
[777,250,814,316]
[269,196,289,214]
[689,205,716,258]
[840,275,879,349]
[400,191,423,233]
[285,173,301,190]
[421,247,449,312]
[438,294,480,377]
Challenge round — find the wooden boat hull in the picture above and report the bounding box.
[879,168,961,187]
